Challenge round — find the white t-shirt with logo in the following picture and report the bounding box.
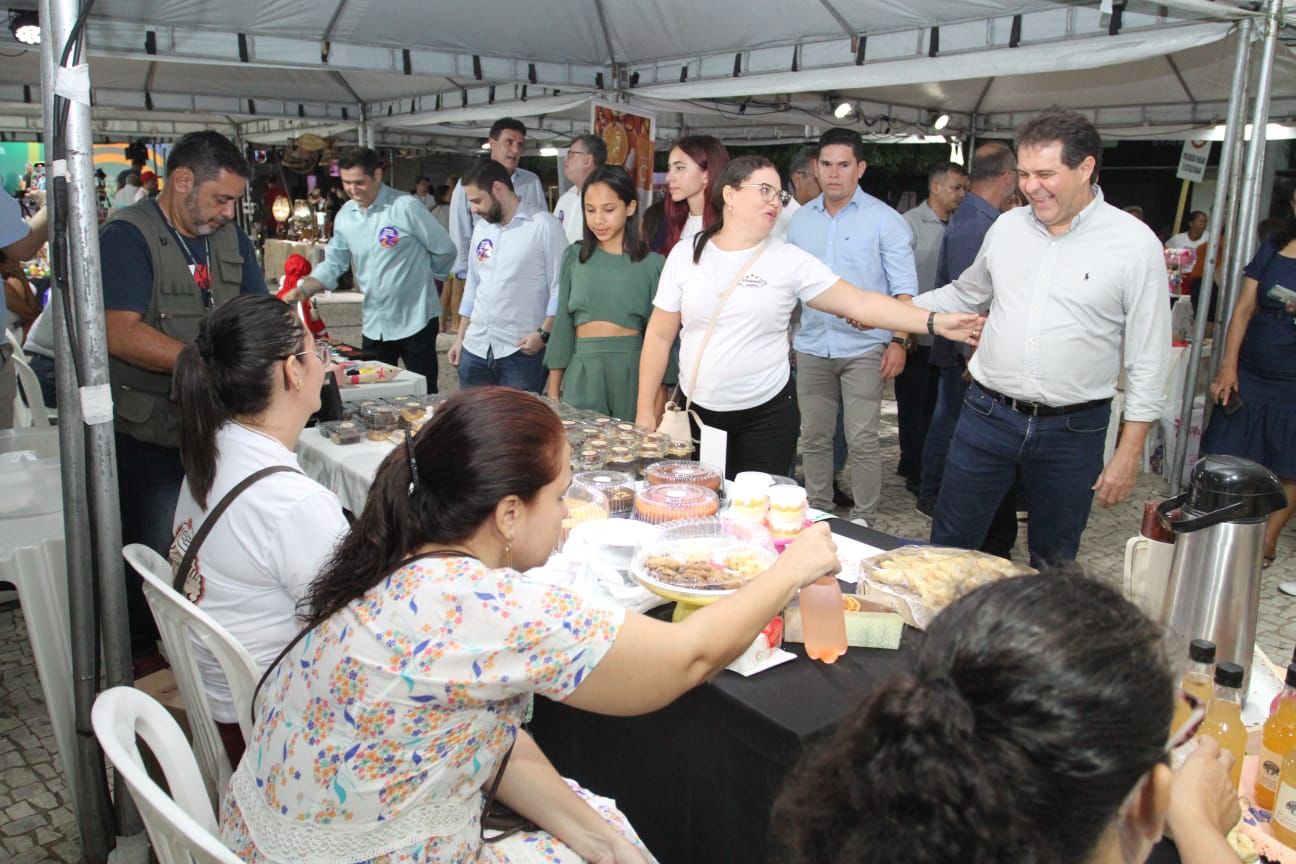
[655,236,837,411]
[169,422,349,722]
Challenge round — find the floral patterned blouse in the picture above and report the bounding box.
[219,555,627,863]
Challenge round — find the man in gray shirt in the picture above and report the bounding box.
[913,109,1168,566]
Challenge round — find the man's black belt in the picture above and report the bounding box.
[975,382,1112,418]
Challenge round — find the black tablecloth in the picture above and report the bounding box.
[529,519,918,864]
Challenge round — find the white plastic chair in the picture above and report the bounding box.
[5,330,49,427]
[91,686,243,864]
[123,543,259,808]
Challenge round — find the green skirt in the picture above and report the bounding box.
[562,335,643,422]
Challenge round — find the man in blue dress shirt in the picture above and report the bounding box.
[789,128,919,526]
[447,159,566,394]
[290,147,456,387]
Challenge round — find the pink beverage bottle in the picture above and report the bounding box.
[801,577,847,663]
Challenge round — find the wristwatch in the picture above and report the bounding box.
[537,327,550,344]
[926,311,937,336]
[891,335,914,351]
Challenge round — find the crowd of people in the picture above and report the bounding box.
[2,102,1290,863]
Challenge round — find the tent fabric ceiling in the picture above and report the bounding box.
[0,0,1287,144]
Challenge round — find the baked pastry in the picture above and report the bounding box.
[633,484,720,524]
[572,471,636,516]
[644,460,722,492]
[861,547,1033,613]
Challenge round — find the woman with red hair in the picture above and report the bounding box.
[657,135,729,256]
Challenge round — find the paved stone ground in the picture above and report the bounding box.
[2,348,1292,860]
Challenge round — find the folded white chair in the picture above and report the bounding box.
[91,686,243,864]
[123,543,259,808]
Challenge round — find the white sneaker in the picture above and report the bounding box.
[850,517,870,528]
[1279,582,1296,597]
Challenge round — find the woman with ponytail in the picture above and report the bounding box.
[222,385,843,864]
[170,293,347,766]
[773,572,1240,864]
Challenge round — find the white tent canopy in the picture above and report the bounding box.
[1,0,1292,146]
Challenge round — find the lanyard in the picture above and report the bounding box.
[157,203,214,308]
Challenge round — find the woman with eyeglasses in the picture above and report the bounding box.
[170,293,349,766]
[635,155,985,477]
[771,572,1241,864]
[221,386,842,863]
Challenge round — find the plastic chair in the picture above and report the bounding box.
[91,686,243,864]
[123,543,259,808]
[5,330,49,427]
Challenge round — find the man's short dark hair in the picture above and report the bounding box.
[969,141,1016,183]
[790,145,819,176]
[489,117,527,140]
[1188,210,1208,223]
[572,133,608,167]
[166,131,250,183]
[337,147,381,177]
[816,128,865,162]
[1014,107,1103,178]
[927,160,967,186]
[463,158,514,194]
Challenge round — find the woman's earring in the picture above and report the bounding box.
[504,542,512,569]
[294,379,302,391]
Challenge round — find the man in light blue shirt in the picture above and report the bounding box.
[789,128,918,525]
[292,147,455,387]
[448,117,548,280]
[447,159,566,394]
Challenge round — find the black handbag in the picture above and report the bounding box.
[480,740,540,843]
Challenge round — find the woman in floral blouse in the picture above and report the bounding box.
[220,386,841,863]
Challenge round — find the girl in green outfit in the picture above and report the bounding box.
[545,166,665,420]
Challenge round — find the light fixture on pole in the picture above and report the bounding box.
[9,10,40,44]
[932,112,950,131]
[833,101,855,119]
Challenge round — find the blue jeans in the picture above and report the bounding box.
[919,366,967,500]
[932,383,1110,567]
[458,346,546,393]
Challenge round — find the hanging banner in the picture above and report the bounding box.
[591,101,656,208]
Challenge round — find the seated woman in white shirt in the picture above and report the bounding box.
[635,155,985,477]
[170,293,349,767]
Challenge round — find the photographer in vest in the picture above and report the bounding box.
[103,130,267,669]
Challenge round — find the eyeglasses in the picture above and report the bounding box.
[738,183,792,207]
[291,343,332,365]
[565,149,590,159]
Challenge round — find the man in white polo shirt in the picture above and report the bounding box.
[552,133,607,244]
[447,159,567,393]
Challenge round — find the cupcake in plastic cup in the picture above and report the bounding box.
[767,486,808,539]
[729,477,770,523]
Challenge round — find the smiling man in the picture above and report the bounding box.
[289,147,456,385]
[101,130,268,667]
[912,108,1170,566]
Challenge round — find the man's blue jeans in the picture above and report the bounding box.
[458,346,546,393]
[931,382,1110,566]
[919,366,967,500]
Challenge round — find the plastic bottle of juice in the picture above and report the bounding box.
[1197,662,1247,790]
[1271,748,1296,846]
[800,577,847,664]
[1257,663,1296,811]
[1172,639,1217,733]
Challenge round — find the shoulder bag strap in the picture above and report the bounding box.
[681,241,768,412]
[172,465,301,593]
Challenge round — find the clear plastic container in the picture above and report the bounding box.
[644,460,723,492]
[573,449,606,472]
[633,483,720,525]
[561,482,610,548]
[573,470,636,517]
[397,399,430,428]
[360,403,400,441]
[604,446,636,475]
[800,577,848,663]
[318,419,364,445]
[632,517,775,598]
[666,439,694,459]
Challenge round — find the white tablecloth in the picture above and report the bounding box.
[295,429,396,513]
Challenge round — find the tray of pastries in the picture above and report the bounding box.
[632,517,777,604]
[857,546,1035,629]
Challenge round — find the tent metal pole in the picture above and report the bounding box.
[42,0,140,846]
[1211,0,1281,388]
[1166,18,1253,493]
[38,2,111,855]
[1211,77,1253,384]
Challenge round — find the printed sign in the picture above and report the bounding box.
[1176,140,1210,183]
[592,101,657,209]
